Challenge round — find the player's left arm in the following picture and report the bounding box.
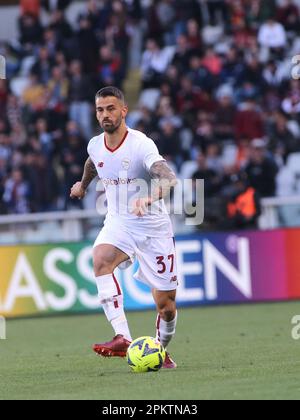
[149,160,178,201]
[132,160,178,217]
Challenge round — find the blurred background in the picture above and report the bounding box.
[2,0,300,244]
[2,3,300,400]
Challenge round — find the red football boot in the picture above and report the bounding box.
[162,352,177,369]
[93,335,131,358]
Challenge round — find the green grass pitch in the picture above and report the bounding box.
[1,302,300,400]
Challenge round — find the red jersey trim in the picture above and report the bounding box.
[112,273,122,296]
[104,130,128,153]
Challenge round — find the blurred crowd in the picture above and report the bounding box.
[1,0,300,230]
[0,0,138,214]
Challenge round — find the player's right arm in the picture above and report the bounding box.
[131,160,178,217]
[70,157,98,200]
[131,137,178,217]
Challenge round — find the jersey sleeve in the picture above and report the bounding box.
[142,138,165,171]
[87,137,97,162]
[87,139,93,157]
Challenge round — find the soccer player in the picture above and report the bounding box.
[70,86,178,368]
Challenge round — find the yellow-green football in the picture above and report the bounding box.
[126,336,166,373]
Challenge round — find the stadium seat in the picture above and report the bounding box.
[10,77,29,97]
[126,110,143,128]
[221,144,238,167]
[20,56,36,77]
[138,89,161,111]
[286,153,300,174]
[202,25,224,46]
[179,161,198,181]
[276,166,296,196]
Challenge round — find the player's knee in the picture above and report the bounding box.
[159,305,176,322]
[93,259,114,276]
[93,248,117,276]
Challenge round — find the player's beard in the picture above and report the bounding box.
[102,115,123,134]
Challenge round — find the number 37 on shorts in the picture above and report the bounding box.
[133,237,178,291]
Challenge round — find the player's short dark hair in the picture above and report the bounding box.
[95,86,125,103]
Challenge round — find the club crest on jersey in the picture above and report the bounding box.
[98,161,104,168]
[122,158,131,170]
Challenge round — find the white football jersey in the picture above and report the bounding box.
[87,127,174,238]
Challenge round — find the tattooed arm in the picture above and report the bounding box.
[81,157,98,190]
[132,160,178,217]
[149,160,178,202]
[70,157,98,200]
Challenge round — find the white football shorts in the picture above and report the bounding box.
[94,223,178,291]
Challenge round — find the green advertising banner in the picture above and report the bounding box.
[2,230,300,319]
[0,242,99,317]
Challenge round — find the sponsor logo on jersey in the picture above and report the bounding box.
[101,177,137,186]
[98,161,104,168]
[122,158,131,170]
